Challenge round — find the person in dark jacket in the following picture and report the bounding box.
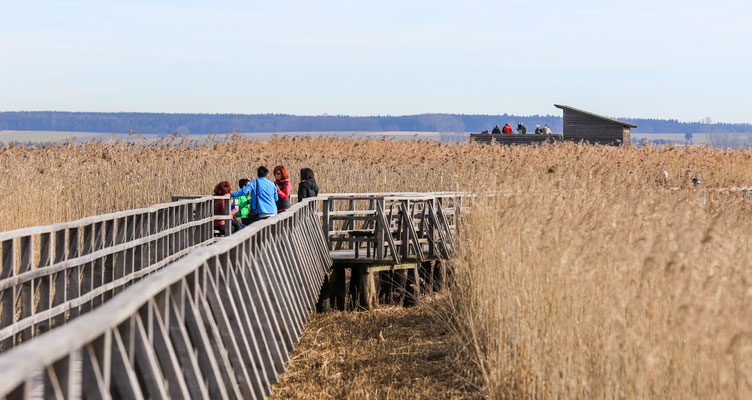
[491,124,501,134]
[273,165,292,212]
[298,168,319,201]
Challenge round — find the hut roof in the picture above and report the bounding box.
[554,104,638,128]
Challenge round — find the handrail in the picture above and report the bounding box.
[0,191,468,398]
[319,193,464,262]
[0,198,332,399]
[0,196,228,354]
[0,191,466,355]
[0,197,228,242]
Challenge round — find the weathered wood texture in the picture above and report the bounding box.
[562,109,628,145]
[320,194,463,265]
[469,133,564,145]
[0,191,466,399]
[0,199,332,399]
[556,105,636,146]
[0,196,230,354]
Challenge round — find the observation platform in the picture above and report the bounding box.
[469,133,563,145]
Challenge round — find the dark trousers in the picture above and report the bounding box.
[242,213,273,225]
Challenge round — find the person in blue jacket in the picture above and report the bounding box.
[230,165,278,223]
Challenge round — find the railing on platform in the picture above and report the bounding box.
[0,196,229,355]
[0,198,331,400]
[469,133,564,145]
[320,193,464,264]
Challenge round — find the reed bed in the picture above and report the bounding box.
[2,136,752,398]
[2,136,751,232]
[446,158,752,399]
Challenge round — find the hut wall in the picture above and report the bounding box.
[563,110,629,145]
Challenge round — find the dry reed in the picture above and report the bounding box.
[3,137,752,398]
[445,153,752,399]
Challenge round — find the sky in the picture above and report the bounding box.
[1,0,751,123]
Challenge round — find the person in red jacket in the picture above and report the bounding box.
[212,181,243,234]
[502,123,513,134]
[273,165,292,212]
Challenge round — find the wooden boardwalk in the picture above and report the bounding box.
[0,192,463,399]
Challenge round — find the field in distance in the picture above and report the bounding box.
[5,130,752,146]
[0,130,453,144]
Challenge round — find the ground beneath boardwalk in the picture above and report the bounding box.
[269,296,481,399]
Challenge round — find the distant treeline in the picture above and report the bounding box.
[1,111,750,135]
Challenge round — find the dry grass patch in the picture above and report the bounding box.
[270,296,481,400]
[447,177,752,399]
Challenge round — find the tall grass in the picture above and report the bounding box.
[3,136,752,398]
[3,136,752,232]
[447,160,752,398]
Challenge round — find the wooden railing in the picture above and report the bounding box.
[0,196,229,354]
[0,191,466,399]
[320,193,463,263]
[0,198,331,399]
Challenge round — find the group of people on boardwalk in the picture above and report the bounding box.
[212,165,319,234]
[483,123,552,135]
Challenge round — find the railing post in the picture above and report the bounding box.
[322,199,331,251]
[401,200,409,260]
[428,198,436,257]
[375,198,384,260]
[1,239,15,349]
[223,198,231,237]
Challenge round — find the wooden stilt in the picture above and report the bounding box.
[331,266,346,311]
[433,261,445,291]
[378,270,392,304]
[316,273,331,313]
[393,269,406,305]
[419,261,433,293]
[404,265,419,307]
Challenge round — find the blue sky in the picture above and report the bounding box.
[1,0,751,123]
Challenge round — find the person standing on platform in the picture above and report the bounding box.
[543,124,553,134]
[502,123,513,134]
[298,168,319,201]
[231,166,278,223]
[535,125,542,134]
[492,124,501,134]
[273,165,292,213]
[521,123,527,134]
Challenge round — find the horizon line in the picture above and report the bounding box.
[1,110,749,126]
